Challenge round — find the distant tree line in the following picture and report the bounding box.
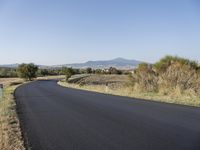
[0,65,127,79]
[0,61,133,82]
[2,56,199,97]
[0,67,18,77]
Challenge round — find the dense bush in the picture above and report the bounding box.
[62,67,75,81]
[132,63,158,92]
[85,67,92,74]
[17,63,38,81]
[130,56,200,96]
[37,68,64,76]
[0,68,18,77]
[154,56,199,73]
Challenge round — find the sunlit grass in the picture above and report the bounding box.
[58,75,200,107]
[0,79,25,150]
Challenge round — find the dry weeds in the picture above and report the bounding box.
[58,74,200,107]
[0,78,25,150]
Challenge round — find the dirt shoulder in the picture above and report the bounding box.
[0,78,25,150]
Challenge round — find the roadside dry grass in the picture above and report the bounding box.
[0,78,25,150]
[37,75,65,80]
[0,78,23,87]
[73,74,128,85]
[0,75,75,150]
[58,74,200,107]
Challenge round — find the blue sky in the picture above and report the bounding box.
[0,0,200,65]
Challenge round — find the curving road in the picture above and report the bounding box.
[15,80,200,150]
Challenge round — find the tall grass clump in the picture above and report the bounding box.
[130,56,200,98]
[131,63,158,92]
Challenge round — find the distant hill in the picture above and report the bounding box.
[0,64,50,69]
[0,64,19,68]
[0,58,143,69]
[56,58,143,69]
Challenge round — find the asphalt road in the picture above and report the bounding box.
[15,80,200,150]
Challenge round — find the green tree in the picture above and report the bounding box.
[40,69,49,76]
[62,67,75,82]
[86,67,92,74]
[17,63,38,81]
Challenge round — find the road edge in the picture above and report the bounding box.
[0,82,26,150]
[57,80,200,108]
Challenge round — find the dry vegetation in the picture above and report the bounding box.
[0,78,25,150]
[59,56,200,107]
[37,75,65,80]
[131,56,200,97]
[70,74,128,86]
[0,78,23,87]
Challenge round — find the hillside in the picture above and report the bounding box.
[56,57,142,69]
[0,58,142,69]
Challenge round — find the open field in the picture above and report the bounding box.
[59,74,200,107]
[0,78,25,150]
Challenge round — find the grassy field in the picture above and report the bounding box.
[58,74,200,107]
[0,78,25,150]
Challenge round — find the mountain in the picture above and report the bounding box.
[0,58,143,69]
[0,64,50,69]
[0,63,19,68]
[57,58,142,69]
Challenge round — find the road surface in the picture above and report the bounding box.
[15,80,200,150]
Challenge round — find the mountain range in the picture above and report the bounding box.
[0,58,143,69]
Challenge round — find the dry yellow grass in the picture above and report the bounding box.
[0,78,25,150]
[58,75,200,107]
[0,78,23,87]
[76,74,128,85]
[37,75,65,80]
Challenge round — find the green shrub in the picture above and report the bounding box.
[17,63,38,81]
[154,55,198,73]
[86,67,92,74]
[62,67,75,82]
[0,67,18,78]
[130,56,200,96]
[131,63,158,92]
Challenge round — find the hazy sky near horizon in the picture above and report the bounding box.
[0,0,200,65]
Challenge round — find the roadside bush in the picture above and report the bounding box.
[154,55,198,73]
[86,67,92,74]
[17,63,38,81]
[130,56,200,97]
[158,63,199,95]
[62,67,75,82]
[132,63,158,92]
